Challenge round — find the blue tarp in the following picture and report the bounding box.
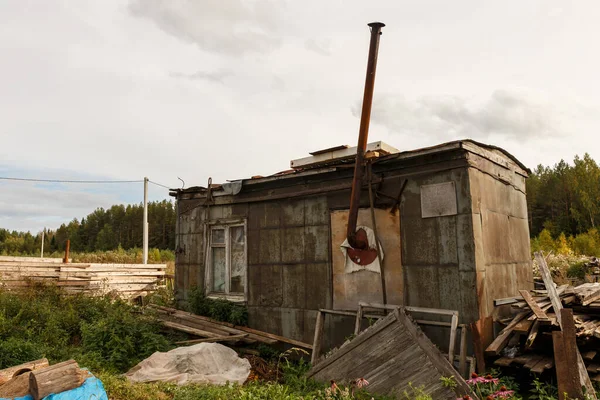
[2,376,108,400]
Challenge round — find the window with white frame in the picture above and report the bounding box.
[207,223,247,297]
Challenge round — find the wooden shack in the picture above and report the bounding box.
[170,139,532,351]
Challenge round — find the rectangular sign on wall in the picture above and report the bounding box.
[420,182,458,218]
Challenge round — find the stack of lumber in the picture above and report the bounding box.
[0,256,166,299]
[488,281,600,380]
[149,305,313,350]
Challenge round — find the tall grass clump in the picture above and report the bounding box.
[0,283,170,372]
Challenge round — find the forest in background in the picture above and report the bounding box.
[2,153,600,257]
[527,153,600,256]
[0,200,175,256]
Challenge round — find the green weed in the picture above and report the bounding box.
[188,287,248,326]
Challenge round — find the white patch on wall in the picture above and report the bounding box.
[340,225,384,274]
[420,182,458,218]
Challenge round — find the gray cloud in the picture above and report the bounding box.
[0,183,121,232]
[304,38,331,56]
[356,89,576,141]
[128,0,284,56]
[170,69,233,83]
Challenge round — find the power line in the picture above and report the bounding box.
[0,176,143,184]
[148,180,172,190]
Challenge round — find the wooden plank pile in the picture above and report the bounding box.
[307,308,476,399]
[0,256,166,299]
[487,254,600,393]
[488,282,600,377]
[149,305,313,350]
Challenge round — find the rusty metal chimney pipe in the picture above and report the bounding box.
[347,22,385,248]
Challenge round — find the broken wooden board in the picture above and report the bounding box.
[485,311,529,355]
[519,290,550,322]
[535,252,597,399]
[307,308,476,399]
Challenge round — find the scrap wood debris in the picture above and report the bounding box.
[244,355,281,382]
[149,304,313,350]
[488,258,600,383]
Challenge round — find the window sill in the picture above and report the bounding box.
[206,293,246,305]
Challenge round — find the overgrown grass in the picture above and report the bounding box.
[10,247,176,265]
[99,363,394,400]
[0,284,393,399]
[0,284,172,372]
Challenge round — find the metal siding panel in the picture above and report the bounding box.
[405,265,440,309]
[456,214,477,272]
[258,229,281,264]
[281,199,305,227]
[282,227,305,263]
[401,216,439,265]
[262,202,281,228]
[281,308,305,341]
[305,197,329,225]
[282,264,307,308]
[304,225,329,263]
[438,217,458,265]
[247,264,261,306]
[247,229,260,265]
[305,263,330,310]
[438,265,461,314]
[259,264,283,307]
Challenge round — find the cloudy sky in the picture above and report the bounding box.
[1,1,599,232]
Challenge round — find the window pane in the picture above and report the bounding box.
[230,226,244,245]
[212,228,225,244]
[211,247,226,292]
[230,226,245,293]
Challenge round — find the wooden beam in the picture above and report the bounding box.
[526,320,540,349]
[583,289,600,306]
[175,334,248,345]
[485,311,529,355]
[519,290,550,321]
[553,311,585,400]
[311,311,325,366]
[354,304,364,336]
[459,325,468,378]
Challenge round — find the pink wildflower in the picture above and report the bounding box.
[491,386,515,399]
[466,373,499,385]
[466,376,488,385]
[355,378,369,388]
[330,380,339,393]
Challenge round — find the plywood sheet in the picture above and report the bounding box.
[330,208,402,310]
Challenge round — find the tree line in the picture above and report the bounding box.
[528,153,600,256]
[0,200,176,255]
[528,153,600,237]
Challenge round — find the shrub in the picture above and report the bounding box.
[567,261,587,280]
[0,337,44,368]
[0,285,169,372]
[80,302,169,372]
[188,287,248,326]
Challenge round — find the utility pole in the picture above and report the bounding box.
[40,228,45,258]
[143,177,149,264]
